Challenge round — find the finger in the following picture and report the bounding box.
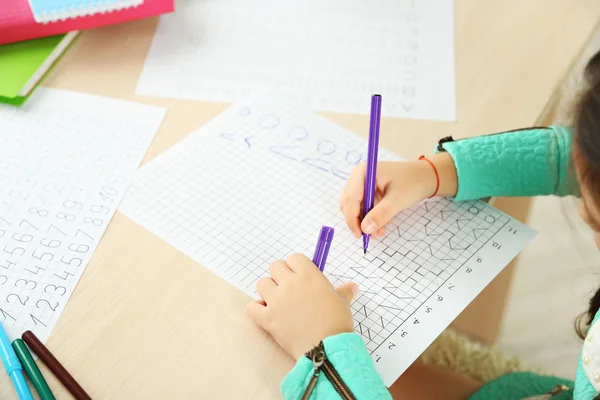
[369,191,387,238]
[340,164,366,207]
[340,164,367,237]
[374,190,383,206]
[361,195,401,235]
[343,187,384,238]
[375,173,392,193]
[246,301,269,329]
[344,163,367,200]
[336,282,359,305]
[341,171,384,239]
[372,227,385,238]
[371,191,384,230]
[342,198,362,238]
[269,260,294,284]
[256,277,277,300]
[286,253,316,273]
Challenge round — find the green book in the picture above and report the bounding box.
[0,32,79,106]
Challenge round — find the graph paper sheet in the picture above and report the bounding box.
[136,0,455,121]
[0,88,166,342]
[120,92,535,385]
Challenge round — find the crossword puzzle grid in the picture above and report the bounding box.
[120,92,511,355]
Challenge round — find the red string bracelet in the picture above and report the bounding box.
[418,155,440,198]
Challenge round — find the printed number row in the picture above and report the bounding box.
[0,277,66,295]
[2,241,90,259]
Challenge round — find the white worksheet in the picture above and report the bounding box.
[119,92,534,386]
[136,0,455,121]
[0,88,166,342]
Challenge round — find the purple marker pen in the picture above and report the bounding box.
[362,94,382,254]
[312,226,335,272]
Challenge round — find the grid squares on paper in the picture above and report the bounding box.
[120,92,513,354]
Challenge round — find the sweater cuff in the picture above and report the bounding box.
[280,333,389,399]
[280,333,366,398]
[435,126,576,201]
[280,355,313,399]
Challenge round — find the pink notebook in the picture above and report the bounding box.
[0,0,174,45]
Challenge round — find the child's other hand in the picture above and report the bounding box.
[246,253,357,360]
[340,155,456,238]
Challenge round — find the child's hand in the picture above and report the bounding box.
[246,253,357,360]
[340,155,457,238]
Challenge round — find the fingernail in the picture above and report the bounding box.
[362,219,377,234]
[351,283,359,297]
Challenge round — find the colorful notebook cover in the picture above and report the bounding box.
[27,0,144,23]
[0,0,174,45]
[0,32,79,105]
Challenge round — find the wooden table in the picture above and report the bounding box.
[1,2,599,399]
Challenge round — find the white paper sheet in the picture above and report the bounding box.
[119,92,534,385]
[0,88,166,342]
[136,0,455,121]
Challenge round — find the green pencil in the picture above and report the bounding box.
[12,338,55,400]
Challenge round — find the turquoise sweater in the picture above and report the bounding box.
[281,126,585,399]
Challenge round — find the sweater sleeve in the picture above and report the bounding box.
[280,333,392,400]
[436,125,578,201]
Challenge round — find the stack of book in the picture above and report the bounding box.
[0,0,174,105]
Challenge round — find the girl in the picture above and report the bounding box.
[246,51,600,400]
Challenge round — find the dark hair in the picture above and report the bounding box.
[573,49,600,340]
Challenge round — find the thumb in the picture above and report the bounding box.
[336,282,359,304]
[361,196,400,234]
